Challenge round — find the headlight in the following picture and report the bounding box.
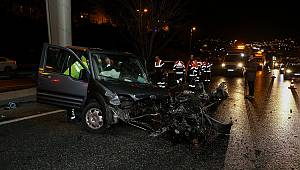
[259,63,263,66]
[286,69,292,74]
[105,91,121,106]
[275,63,279,67]
[237,63,243,67]
[280,68,284,71]
[221,63,225,67]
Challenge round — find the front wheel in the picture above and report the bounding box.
[80,101,107,133]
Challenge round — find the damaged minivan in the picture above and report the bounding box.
[37,44,169,133]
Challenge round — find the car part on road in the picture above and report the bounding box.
[0,99,36,110]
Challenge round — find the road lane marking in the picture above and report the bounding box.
[0,109,65,126]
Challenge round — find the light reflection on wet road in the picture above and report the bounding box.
[210,69,300,169]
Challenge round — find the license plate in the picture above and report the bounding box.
[227,69,234,72]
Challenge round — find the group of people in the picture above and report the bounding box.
[154,54,259,100]
[154,55,212,89]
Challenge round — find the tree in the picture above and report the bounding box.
[103,0,189,62]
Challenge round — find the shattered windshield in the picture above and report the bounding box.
[91,52,149,84]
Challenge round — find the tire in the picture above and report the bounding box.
[80,101,107,133]
[4,66,12,72]
[4,67,13,79]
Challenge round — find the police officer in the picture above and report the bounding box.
[173,59,185,84]
[154,56,166,88]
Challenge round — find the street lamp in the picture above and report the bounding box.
[190,26,196,54]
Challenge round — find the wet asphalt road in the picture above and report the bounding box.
[0,69,299,169]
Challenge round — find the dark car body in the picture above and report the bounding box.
[37,44,168,132]
[284,63,300,80]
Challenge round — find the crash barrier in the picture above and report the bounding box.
[288,79,296,89]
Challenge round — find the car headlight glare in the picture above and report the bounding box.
[237,63,243,67]
[221,63,225,67]
[286,69,292,74]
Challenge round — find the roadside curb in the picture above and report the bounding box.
[0,88,36,107]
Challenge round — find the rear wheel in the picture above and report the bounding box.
[4,67,15,79]
[4,66,12,72]
[80,101,107,133]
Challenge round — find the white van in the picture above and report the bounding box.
[221,53,245,76]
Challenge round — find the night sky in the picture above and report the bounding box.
[188,0,300,40]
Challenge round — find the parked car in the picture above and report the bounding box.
[284,63,300,80]
[37,44,169,133]
[0,57,17,72]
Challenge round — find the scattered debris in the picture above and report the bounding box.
[4,102,17,110]
[243,153,249,159]
[288,116,291,119]
[1,99,36,111]
[290,109,292,113]
[150,82,232,144]
[255,149,262,157]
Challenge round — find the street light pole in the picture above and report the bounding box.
[189,26,196,54]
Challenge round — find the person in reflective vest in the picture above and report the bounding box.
[186,55,199,88]
[173,59,185,84]
[154,56,166,88]
[200,57,212,83]
[64,55,88,79]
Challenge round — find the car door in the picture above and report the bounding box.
[37,44,89,109]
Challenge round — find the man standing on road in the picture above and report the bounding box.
[245,54,258,99]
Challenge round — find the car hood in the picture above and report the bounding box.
[98,80,168,100]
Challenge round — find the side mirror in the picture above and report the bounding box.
[79,69,89,82]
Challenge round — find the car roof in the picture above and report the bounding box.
[66,46,135,57]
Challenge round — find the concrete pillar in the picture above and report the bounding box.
[45,0,72,46]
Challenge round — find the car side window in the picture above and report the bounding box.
[0,58,6,62]
[44,47,85,80]
[67,56,86,80]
